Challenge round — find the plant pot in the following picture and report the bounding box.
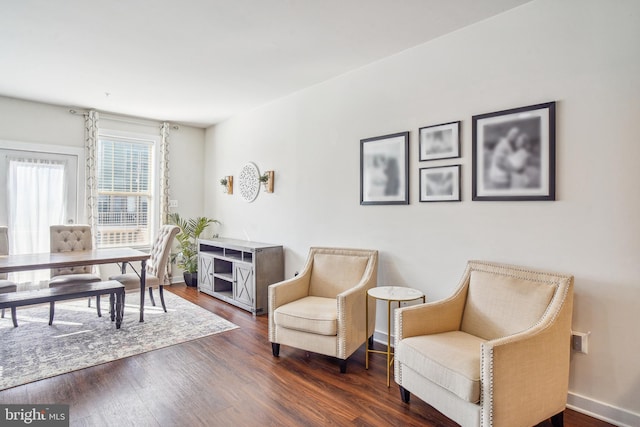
[183,271,198,287]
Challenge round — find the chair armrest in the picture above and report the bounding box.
[395,291,466,341]
[268,273,311,311]
[335,275,376,359]
[481,290,573,427]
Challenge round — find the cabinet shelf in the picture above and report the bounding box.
[198,238,284,315]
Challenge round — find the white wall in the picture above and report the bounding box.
[205,0,640,424]
[0,96,207,281]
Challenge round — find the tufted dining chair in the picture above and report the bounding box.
[394,261,574,427]
[109,225,179,312]
[49,225,102,286]
[0,226,18,318]
[269,247,378,373]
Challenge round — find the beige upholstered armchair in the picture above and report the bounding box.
[0,226,18,318]
[269,247,378,373]
[394,261,574,427]
[109,225,179,312]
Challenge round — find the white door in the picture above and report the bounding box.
[0,144,81,285]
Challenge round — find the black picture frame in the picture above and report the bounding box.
[419,165,461,202]
[360,131,409,205]
[472,101,556,201]
[419,121,461,161]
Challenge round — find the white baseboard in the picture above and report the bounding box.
[374,329,639,426]
[169,275,184,285]
[568,392,640,427]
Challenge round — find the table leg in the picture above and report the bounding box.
[387,299,392,387]
[365,294,369,370]
[139,259,146,322]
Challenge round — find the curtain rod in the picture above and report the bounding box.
[68,108,179,130]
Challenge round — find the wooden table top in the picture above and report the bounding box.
[0,247,149,274]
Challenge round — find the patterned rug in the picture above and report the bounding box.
[0,291,238,390]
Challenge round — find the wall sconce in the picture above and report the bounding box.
[220,176,233,194]
[259,171,275,193]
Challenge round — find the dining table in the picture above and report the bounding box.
[0,247,150,322]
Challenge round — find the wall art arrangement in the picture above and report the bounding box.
[360,100,556,205]
[472,101,556,201]
[418,120,462,202]
[360,131,409,205]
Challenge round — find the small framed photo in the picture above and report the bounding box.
[419,165,461,202]
[360,131,409,205]
[472,101,556,201]
[419,121,460,161]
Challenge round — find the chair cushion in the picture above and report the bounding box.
[49,273,102,287]
[397,331,485,403]
[273,296,337,336]
[109,272,160,290]
[308,253,369,298]
[0,280,18,293]
[461,270,556,340]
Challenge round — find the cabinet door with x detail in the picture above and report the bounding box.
[233,263,254,307]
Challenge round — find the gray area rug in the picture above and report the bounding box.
[0,291,238,390]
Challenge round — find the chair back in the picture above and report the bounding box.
[307,247,377,298]
[0,226,8,279]
[459,261,573,340]
[50,225,93,276]
[146,225,180,284]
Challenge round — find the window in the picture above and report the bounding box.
[96,130,159,248]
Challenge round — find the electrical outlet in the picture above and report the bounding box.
[571,331,590,354]
[169,199,178,208]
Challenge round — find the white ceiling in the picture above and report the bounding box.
[0,0,532,128]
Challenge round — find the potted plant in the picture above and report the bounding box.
[168,213,219,287]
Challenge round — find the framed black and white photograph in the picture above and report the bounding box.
[419,121,460,161]
[360,131,409,205]
[472,101,556,201]
[419,165,461,202]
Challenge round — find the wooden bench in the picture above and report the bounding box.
[0,280,125,329]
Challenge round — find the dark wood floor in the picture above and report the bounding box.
[1,284,613,427]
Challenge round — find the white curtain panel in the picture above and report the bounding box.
[8,158,66,285]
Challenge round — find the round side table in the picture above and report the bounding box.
[366,286,425,387]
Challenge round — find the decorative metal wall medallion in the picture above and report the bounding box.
[238,162,261,202]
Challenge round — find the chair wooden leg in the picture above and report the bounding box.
[399,386,411,403]
[96,295,102,317]
[49,302,55,326]
[271,343,280,357]
[159,285,167,312]
[339,359,348,374]
[1,308,4,318]
[149,287,156,306]
[11,307,17,327]
[550,411,564,427]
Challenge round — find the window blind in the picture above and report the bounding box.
[96,137,153,248]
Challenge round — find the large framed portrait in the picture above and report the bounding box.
[360,131,409,205]
[419,165,461,202]
[472,101,556,201]
[419,121,460,161]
